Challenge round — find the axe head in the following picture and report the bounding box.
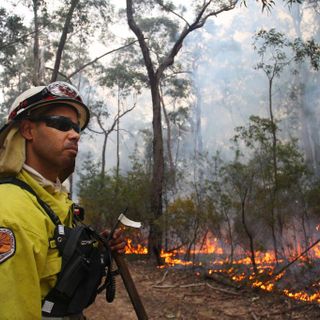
[118,213,141,229]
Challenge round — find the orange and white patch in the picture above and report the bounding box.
[0,228,16,263]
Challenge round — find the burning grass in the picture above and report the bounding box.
[125,236,320,305]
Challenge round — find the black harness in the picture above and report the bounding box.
[0,177,116,317]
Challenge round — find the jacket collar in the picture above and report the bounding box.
[22,163,66,194]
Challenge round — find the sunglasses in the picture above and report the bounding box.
[10,82,83,120]
[29,115,81,133]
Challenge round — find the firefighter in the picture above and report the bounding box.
[0,82,126,319]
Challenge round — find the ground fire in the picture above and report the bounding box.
[124,233,320,305]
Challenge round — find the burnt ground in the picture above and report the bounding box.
[84,257,320,320]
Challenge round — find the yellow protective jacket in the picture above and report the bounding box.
[0,169,74,320]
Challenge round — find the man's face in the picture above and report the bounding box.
[21,105,81,181]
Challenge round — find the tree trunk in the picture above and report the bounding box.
[268,76,281,264]
[148,221,164,266]
[101,133,107,178]
[51,0,79,82]
[32,0,41,86]
[160,86,175,188]
[126,0,238,264]
[224,209,234,265]
[270,205,279,263]
[241,192,257,274]
[127,0,164,264]
[269,78,278,187]
[185,218,199,264]
[116,86,120,181]
[150,79,165,259]
[193,80,205,196]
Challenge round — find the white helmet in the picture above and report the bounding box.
[0,81,90,147]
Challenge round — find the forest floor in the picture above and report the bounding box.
[84,257,320,320]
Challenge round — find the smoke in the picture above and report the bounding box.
[76,1,320,181]
[180,3,301,160]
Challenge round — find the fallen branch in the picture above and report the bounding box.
[153,281,241,296]
[205,283,241,296]
[182,293,206,299]
[251,311,259,320]
[153,282,206,289]
[205,272,242,289]
[180,283,206,288]
[154,270,169,286]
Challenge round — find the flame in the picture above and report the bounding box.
[125,238,148,254]
[313,244,320,258]
[283,290,320,303]
[160,251,193,267]
[124,233,320,305]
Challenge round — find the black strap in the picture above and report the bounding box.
[0,176,62,226]
[61,226,85,267]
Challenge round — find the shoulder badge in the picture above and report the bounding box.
[0,228,16,263]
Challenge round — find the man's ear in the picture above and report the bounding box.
[19,120,35,141]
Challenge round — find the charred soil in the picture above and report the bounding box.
[84,257,320,320]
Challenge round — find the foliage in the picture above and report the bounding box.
[77,150,151,231]
[0,8,27,67]
[253,28,320,78]
[163,195,210,250]
[99,61,144,96]
[0,0,115,108]
[291,38,320,71]
[241,0,303,12]
[0,7,30,120]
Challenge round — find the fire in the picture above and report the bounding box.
[125,239,148,254]
[253,280,274,292]
[124,233,320,305]
[313,244,320,258]
[200,237,224,254]
[283,290,320,303]
[160,251,193,267]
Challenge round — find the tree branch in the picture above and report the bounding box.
[126,0,157,84]
[0,30,38,51]
[67,40,139,79]
[110,104,136,133]
[156,1,191,27]
[90,104,136,137]
[86,127,104,135]
[51,0,80,82]
[156,0,239,79]
[45,67,69,81]
[201,1,238,24]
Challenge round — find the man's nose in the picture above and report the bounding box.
[68,129,80,141]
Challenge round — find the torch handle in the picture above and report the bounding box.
[112,253,148,320]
